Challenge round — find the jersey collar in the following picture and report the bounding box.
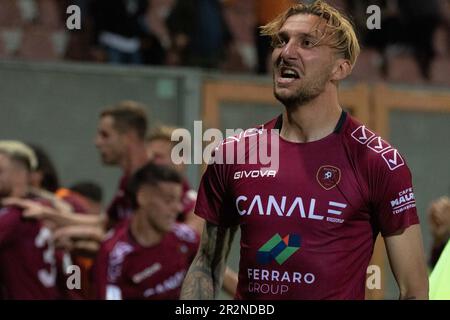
[274,110,348,134]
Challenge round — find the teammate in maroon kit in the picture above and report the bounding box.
[181,1,428,300]
[0,141,64,299]
[2,102,150,243]
[93,162,199,299]
[95,101,150,227]
[146,125,205,234]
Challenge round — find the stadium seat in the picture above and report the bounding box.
[36,0,63,29]
[0,28,23,58]
[0,1,23,27]
[17,26,63,60]
[17,0,39,23]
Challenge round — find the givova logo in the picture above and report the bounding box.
[257,233,301,265]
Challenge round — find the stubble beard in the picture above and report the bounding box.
[274,68,332,110]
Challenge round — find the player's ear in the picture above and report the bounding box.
[331,58,352,81]
[136,188,146,208]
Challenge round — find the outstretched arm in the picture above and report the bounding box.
[384,224,429,299]
[2,197,107,228]
[180,221,237,299]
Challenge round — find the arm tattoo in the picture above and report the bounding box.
[180,222,237,300]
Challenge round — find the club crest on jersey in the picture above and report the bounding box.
[316,165,341,190]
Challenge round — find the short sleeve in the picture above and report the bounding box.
[195,161,238,227]
[0,206,22,247]
[369,150,419,237]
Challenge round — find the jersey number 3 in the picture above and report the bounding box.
[35,227,57,288]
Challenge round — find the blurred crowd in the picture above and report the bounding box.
[0,0,449,85]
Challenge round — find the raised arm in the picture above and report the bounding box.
[180,221,237,299]
[384,224,429,299]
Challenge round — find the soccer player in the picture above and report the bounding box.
[0,141,64,299]
[146,125,204,234]
[7,101,151,231]
[146,126,239,296]
[181,1,428,300]
[93,162,199,300]
[95,101,150,227]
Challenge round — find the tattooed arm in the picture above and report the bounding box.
[180,221,238,299]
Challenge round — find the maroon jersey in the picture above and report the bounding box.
[195,112,419,300]
[107,175,133,225]
[93,220,199,300]
[0,205,63,299]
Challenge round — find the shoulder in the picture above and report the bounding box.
[171,223,199,245]
[101,221,132,254]
[342,115,408,174]
[209,116,279,165]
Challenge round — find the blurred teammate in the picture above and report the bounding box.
[95,101,150,228]
[8,101,149,231]
[146,126,203,234]
[0,141,64,299]
[54,181,104,299]
[181,1,428,300]
[27,144,73,213]
[146,126,238,296]
[57,181,104,216]
[93,163,199,299]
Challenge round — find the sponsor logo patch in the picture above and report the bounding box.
[257,233,301,265]
[390,187,416,214]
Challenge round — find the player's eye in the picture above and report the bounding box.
[302,38,314,48]
[272,36,286,48]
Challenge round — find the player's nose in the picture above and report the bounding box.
[94,135,102,147]
[280,40,298,61]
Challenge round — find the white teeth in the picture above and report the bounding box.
[281,69,298,78]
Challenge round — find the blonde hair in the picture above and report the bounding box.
[0,140,38,170]
[146,125,178,145]
[260,0,360,67]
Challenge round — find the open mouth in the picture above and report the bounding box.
[278,67,300,84]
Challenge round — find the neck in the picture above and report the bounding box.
[121,141,149,176]
[130,210,163,247]
[281,87,342,143]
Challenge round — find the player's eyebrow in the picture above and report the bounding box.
[276,30,321,42]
